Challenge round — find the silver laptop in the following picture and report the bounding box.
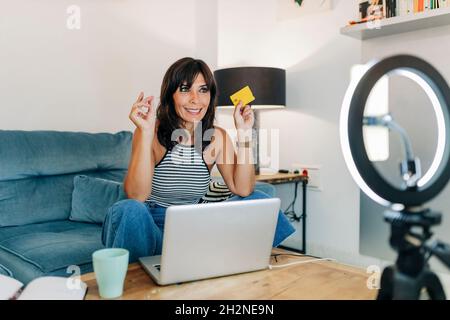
[139,198,280,285]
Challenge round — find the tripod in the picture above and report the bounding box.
[377,208,450,300]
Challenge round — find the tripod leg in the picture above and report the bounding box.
[379,267,422,300]
[423,270,446,300]
[392,271,422,300]
[377,266,394,300]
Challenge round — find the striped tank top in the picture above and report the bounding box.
[146,143,211,208]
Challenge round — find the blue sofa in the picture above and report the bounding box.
[0,130,131,284]
[0,130,276,284]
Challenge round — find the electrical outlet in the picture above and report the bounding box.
[291,163,322,191]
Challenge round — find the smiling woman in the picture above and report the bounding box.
[174,75,210,121]
[101,57,295,263]
[157,57,217,151]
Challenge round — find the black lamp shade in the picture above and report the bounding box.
[214,67,286,108]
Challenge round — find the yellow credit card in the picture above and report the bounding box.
[229,86,256,107]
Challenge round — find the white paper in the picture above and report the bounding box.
[18,277,87,300]
[0,274,24,300]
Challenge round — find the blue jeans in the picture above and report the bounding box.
[224,190,296,249]
[102,200,166,263]
[102,188,296,263]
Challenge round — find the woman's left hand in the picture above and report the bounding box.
[233,101,255,131]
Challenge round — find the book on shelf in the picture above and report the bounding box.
[0,274,87,300]
[351,0,450,26]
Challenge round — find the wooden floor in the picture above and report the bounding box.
[81,249,378,300]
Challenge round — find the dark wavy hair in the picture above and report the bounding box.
[156,57,217,151]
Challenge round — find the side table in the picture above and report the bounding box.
[256,173,308,254]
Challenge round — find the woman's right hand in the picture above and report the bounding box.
[129,92,157,132]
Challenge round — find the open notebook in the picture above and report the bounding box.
[0,274,87,300]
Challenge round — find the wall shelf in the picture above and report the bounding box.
[341,7,450,40]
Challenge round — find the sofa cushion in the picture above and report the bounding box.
[199,181,233,203]
[0,263,13,276]
[0,248,43,282]
[199,181,277,203]
[0,220,103,275]
[0,247,95,285]
[0,130,132,181]
[70,175,127,224]
[0,170,126,227]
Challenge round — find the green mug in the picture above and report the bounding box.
[92,248,129,299]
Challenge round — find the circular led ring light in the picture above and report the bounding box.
[340,55,450,208]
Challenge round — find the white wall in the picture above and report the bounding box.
[0,0,215,133]
[214,0,388,267]
[195,0,218,70]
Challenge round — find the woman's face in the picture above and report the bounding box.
[173,73,211,126]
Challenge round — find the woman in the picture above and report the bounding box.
[102,57,295,262]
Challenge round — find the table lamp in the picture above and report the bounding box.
[214,67,286,174]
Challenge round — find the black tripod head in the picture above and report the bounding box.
[379,207,450,299]
[384,208,450,267]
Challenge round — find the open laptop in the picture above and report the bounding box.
[139,198,280,285]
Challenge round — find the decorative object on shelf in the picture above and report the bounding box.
[350,0,450,26]
[349,0,384,26]
[367,0,384,18]
[214,67,286,175]
[359,1,370,19]
[341,4,450,40]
